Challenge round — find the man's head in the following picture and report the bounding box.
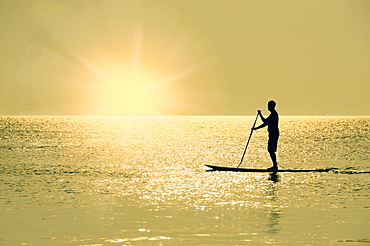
[268,100,276,111]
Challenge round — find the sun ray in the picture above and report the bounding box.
[157,63,204,88]
[131,22,143,81]
[20,0,224,115]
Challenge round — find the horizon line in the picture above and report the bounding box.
[1,114,369,117]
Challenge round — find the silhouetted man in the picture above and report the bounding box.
[252,100,279,170]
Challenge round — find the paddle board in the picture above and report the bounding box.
[205,164,333,173]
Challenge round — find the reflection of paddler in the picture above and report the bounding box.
[268,172,279,182]
[252,100,279,170]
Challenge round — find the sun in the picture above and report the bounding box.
[87,62,166,115]
[57,1,223,116]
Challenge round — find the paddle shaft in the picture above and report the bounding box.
[237,113,259,168]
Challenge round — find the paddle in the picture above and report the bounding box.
[237,113,259,168]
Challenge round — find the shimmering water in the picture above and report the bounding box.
[0,116,369,245]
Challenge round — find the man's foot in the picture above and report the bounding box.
[267,166,278,171]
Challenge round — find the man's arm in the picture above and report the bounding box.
[258,110,266,122]
[253,122,267,131]
[253,110,269,131]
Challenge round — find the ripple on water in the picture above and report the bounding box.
[1,116,369,245]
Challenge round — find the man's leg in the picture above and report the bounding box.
[269,151,278,169]
[268,134,279,169]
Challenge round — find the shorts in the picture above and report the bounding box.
[268,133,279,153]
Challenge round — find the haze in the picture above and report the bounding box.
[0,0,369,115]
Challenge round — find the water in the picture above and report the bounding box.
[0,116,369,245]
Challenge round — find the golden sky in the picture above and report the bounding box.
[0,0,369,115]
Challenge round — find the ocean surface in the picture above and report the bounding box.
[0,116,369,245]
